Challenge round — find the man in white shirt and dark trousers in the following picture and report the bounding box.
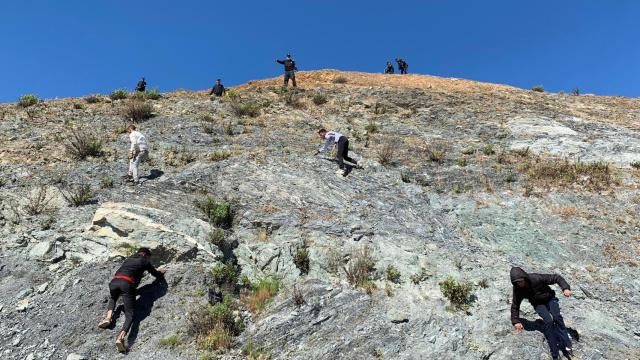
[126,125,149,184]
[315,128,358,176]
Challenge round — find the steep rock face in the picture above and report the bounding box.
[1,71,639,359]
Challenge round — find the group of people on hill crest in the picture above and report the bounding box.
[385,58,409,74]
[100,54,578,359]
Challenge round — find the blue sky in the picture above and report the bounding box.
[1,0,639,102]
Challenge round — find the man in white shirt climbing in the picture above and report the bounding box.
[126,125,149,184]
[314,128,359,176]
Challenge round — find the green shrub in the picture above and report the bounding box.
[197,195,233,228]
[385,265,401,283]
[524,157,613,189]
[243,341,272,360]
[312,93,328,105]
[124,101,154,122]
[24,186,54,216]
[511,147,530,157]
[208,228,225,248]
[483,144,495,155]
[188,296,244,351]
[365,122,379,134]
[231,101,261,117]
[293,245,310,275]
[73,103,85,110]
[210,262,239,289]
[410,267,432,284]
[18,94,39,108]
[109,88,129,100]
[439,276,474,311]
[531,85,545,92]
[145,88,162,100]
[158,335,182,348]
[164,147,196,166]
[64,130,103,160]
[208,151,231,162]
[100,176,113,189]
[377,141,395,166]
[456,158,467,167]
[425,145,445,162]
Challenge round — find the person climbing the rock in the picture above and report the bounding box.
[209,79,226,97]
[276,53,297,88]
[98,247,165,353]
[396,58,408,74]
[125,125,149,184]
[510,267,577,360]
[135,77,146,92]
[314,129,358,176]
[384,61,395,74]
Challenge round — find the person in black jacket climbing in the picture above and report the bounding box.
[510,267,577,360]
[384,61,394,74]
[276,54,297,87]
[98,247,166,353]
[209,79,226,97]
[135,77,147,92]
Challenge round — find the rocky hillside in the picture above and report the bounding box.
[1,70,639,360]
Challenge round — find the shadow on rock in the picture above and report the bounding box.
[127,277,168,346]
[144,169,164,181]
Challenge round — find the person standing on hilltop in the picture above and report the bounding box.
[209,79,226,97]
[276,53,298,88]
[384,61,395,74]
[396,58,408,74]
[97,247,166,353]
[135,77,147,92]
[314,129,359,177]
[125,125,149,184]
[510,267,577,360]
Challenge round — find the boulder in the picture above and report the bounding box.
[28,241,64,263]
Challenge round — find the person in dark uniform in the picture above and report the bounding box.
[384,61,394,74]
[209,79,226,97]
[97,247,165,353]
[396,58,408,74]
[135,77,147,92]
[510,267,577,360]
[276,54,298,87]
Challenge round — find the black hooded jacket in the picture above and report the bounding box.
[277,58,297,72]
[114,253,163,286]
[510,267,570,324]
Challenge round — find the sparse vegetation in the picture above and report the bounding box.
[188,296,244,351]
[64,130,103,160]
[210,261,240,291]
[385,265,401,283]
[332,76,348,84]
[158,335,182,348]
[60,182,94,207]
[483,144,495,155]
[224,122,234,135]
[456,158,467,167]
[439,276,474,312]
[109,89,129,100]
[100,176,113,189]
[145,88,162,100]
[243,341,271,360]
[377,141,395,166]
[24,186,54,215]
[478,279,489,289]
[243,277,281,314]
[164,147,196,166]
[410,267,432,284]
[208,151,231,162]
[18,94,39,108]
[197,195,233,228]
[511,147,531,157]
[365,121,379,134]
[293,244,310,275]
[425,145,445,162]
[231,101,261,117]
[531,85,545,93]
[522,157,614,189]
[73,102,84,110]
[344,246,376,289]
[208,228,225,248]
[292,286,305,307]
[312,92,328,105]
[124,101,154,122]
[84,94,101,103]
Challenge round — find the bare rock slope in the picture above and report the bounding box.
[1,70,639,360]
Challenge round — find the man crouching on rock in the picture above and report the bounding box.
[314,128,359,177]
[98,247,166,353]
[510,267,577,360]
[125,125,149,184]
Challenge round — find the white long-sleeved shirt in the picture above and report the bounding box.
[318,131,343,153]
[129,131,148,152]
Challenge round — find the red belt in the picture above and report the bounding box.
[113,275,135,284]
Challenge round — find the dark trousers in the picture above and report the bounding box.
[108,278,136,333]
[284,70,297,87]
[336,137,357,169]
[400,68,407,74]
[534,298,572,357]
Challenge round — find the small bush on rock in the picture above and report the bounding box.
[293,245,310,275]
[158,335,182,348]
[243,277,280,314]
[345,247,376,289]
[210,262,240,290]
[377,141,395,166]
[61,182,94,207]
[531,85,545,92]
[208,151,231,162]
[18,94,39,108]
[109,89,129,100]
[124,101,154,122]
[64,130,103,160]
[84,94,102,103]
[24,186,55,215]
[439,276,474,312]
[100,176,113,189]
[312,93,328,105]
[385,265,401,283]
[332,76,348,84]
[231,101,261,117]
[197,195,233,228]
[188,296,244,351]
